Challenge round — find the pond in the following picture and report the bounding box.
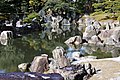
[0,31,120,73]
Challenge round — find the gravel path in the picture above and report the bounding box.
[89,60,120,80]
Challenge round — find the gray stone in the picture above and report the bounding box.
[0,31,13,40]
[61,19,70,31]
[64,36,82,46]
[52,46,70,68]
[29,54,49,73]
[98,30,112,41]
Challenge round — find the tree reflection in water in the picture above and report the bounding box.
[0,32,120,72]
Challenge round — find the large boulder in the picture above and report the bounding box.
[64,36,82,46]
[52,46,70,68]
[29,54,49,73]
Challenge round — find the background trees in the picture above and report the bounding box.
[0,0,119,20]
[91,0,120,21]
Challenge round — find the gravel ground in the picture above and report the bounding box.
[89,60,120,80]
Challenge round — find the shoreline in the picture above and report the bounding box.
[71,56,120,80]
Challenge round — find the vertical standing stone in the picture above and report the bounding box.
[52,46,70,68]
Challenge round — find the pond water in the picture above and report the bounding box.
[0,32,120,73]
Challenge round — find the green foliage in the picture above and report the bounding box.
[0,3,16,13]
[92,0,120,20]
[92,3,103,9]
[23,12,39,22]
[93,0,120,13]
[43,0,88,14]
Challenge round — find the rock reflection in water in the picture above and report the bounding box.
[0,39,8,45]
[66,44,120,59]
[0,32,119,73]
[0,70,5,73]
[0,39,13,46]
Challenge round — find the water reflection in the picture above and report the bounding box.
[0,39,8,45]
[0,33,119,72]
[0,70,5,73]
[66,44,120,59]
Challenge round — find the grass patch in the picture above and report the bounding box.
[90,12,120,21]
[86,50,112,59]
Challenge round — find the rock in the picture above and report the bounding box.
[88,35,103,45]
[77,24,85,31]
[0,31,13,40]
[52,46,65,60]
[16,19,23,28]
[18,63,31,72]
[61,19,70,31]
[38,9,45,17]
[98,30,113,41]
[105,23,111,30]
[58,63,96,80]
[77,18,84,25]
[29,54,49,73]
[72,52,81,60]
[84,17,93,26]
[83,32,90,40]
[93,20,101,29]
[0,39,8,45]
[104,37,116,45]
[110,29,120,43]
[83,25,97,40]
[44,14,53,23]
[52,46,70,68]
[48,58,58,73]
[0,72,64,80]
[64,36,82,46]
[84,25,95,33]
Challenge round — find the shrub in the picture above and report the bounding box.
[23,12,39,23]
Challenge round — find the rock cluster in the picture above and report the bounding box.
[18,46,97,80]
[64,16,120,47]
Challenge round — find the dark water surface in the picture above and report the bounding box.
[0,32,120,73]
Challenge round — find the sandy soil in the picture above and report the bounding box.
[88,60,120,80]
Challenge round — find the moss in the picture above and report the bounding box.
[90,12,120,21]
